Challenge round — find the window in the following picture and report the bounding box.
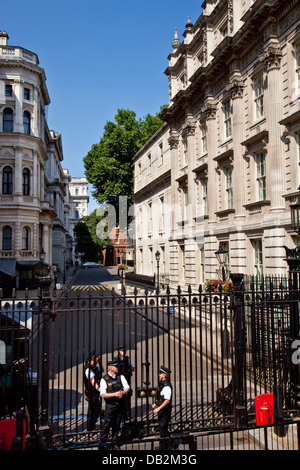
[224,99,232,138]
[256,152,266,201]
[201,120,207,153]
[22,227,30,250]
[159,196,165,232]
[2,226,12,251]
[254,73,264,120]
[159,142,163,165]
[201,178,208,216]
[183,186,189,220]
[75,188,79,195]
[296,43,300,93]
[22,168,30,195]
[75,210,79,219]
[252,239,263,277]
[220,22,228,39]
[5,84,12,97]
[225,167,233,209]
[2,166,13,194]
[23,111,30,134]
[148,202,152,233]
[24,88,30,100]
[3,108,13,132]
[147,153,151,174]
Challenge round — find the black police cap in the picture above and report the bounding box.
[159,365,171,375]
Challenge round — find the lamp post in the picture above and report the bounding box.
[215,244,228,281]
[155,250,160,291]
[40,247,45,264]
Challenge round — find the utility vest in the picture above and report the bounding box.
[155,380,172,411]
[103,373,123,405]
[84,363,102,399]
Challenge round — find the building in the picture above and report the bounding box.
[133,0,300,291]
[67,174,89,265]
[0,30,74,290]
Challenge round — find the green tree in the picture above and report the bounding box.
[83,108,163,211]
[74,211,112,263]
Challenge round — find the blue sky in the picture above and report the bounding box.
[2,0,203,213]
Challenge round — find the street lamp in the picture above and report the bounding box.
[40,247,45,263]
[215,244,228,281]
[155,250,161,291]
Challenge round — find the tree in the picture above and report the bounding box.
[83,108,163,211]
[74,211,113,263]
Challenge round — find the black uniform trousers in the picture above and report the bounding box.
[157,407,172,450]
[87,392,101,431]
[98,402,124,449]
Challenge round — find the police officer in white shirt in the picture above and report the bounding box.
[152,365,173,450]
[98,359,130,450]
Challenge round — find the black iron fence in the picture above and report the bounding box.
[0,272,299,450]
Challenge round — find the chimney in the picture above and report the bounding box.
[0,30,9,46]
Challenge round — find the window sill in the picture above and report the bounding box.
[244,200,270,213]
[215,208,235,218]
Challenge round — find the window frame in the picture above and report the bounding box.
[22,168,30,196]
[255,151,267,201]
[22,226,30,251]
[2,226,12,251]
[253,72,264,120]
[2,166,13,195]
[3,108,14,133]
[23,110,31,135]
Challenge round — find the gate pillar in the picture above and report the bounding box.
[38,277,54,448]
[230,273,247,428]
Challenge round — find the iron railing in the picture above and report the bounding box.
[0,273,299,450]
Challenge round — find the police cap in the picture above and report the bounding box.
[159,365,171,375]
[107,360,119,367]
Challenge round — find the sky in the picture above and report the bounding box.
[1,0,203,213]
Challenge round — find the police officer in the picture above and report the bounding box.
[113,346,134,420]
[84,352,104,431]
[152,365,173,450]
[98,359,130,450]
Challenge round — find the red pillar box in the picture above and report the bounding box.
[254,393,274,426]
[0,418,26,450]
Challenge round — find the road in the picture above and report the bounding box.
[69,265,121,292]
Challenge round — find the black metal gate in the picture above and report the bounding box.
[0,272,299,450]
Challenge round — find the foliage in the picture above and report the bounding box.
[83,108,164,212]
[35,266,50,277]
[204,279,233,293]
[74,211,113,263]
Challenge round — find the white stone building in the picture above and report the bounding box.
[0,30,74,289]
[133,0,300,291]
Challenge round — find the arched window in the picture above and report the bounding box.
[3,108,13,132]
[22,168,30,195]
[2,226,12,251]
[75,210,79,219]
[22,227,30,250]
[23,111,30,134]
[2,166,13,194]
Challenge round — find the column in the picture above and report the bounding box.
[259,38,284,211]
